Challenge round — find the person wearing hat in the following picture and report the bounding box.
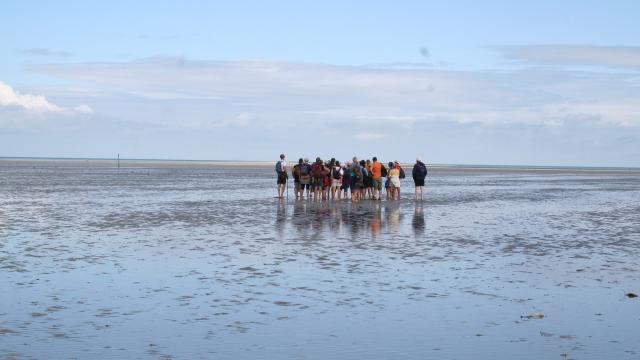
[275,154,288,199]
[412,157,428,200]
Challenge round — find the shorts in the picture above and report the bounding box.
[314,178,324,189]
[341,182,350,191]
[384,178,390,189]
[277,172,287,184]
[332,179,341,187]
[372,178,382,190]
[414,179,425,187]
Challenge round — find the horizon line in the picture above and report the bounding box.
[1,156,639,171]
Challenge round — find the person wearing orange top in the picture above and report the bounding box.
[370,157,383,200]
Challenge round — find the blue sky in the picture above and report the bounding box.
[2,0,640,165]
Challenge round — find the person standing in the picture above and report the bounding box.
[340,161,351,200]
[412,157,428,200]
[388,163,401,200]
[275,154,288,198]
[395,161,405,199]
[311,157,326,201]
[330,161,342,200]
[292,158,303,200]
[351,157,363,202]
[299,157,312,200]
[370,157,383,200]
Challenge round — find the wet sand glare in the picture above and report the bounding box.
[1,164,639,359]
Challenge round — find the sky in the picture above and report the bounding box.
[1,0,640,166]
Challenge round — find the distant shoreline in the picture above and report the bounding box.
[1,156,639,174]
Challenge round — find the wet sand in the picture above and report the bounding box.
[1,162,639,359]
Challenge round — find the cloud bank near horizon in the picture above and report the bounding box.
[499,45,640,70]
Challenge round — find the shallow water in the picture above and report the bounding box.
[1,165,639,359]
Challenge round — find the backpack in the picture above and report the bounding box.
[399,167,406,179]
[381,165,388,177]
[419,163,427,178]
[300,163,310,175]
[275,161,282,174]
[312,163,324,179]
[413,162,427,179]
[353,166,363,182]
[332,167,341,180]
[362,167,370,181]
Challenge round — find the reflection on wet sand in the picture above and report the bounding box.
[277,200,421,239]
[412,202,425,236]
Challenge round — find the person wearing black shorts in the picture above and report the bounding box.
[275,154,288,198]
[412,157,428,200]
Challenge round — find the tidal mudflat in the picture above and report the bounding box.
[1,163,639,359]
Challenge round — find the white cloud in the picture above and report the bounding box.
[499,45,640,70]
[73,104,93,114]
[0,80,64,113]
[0,81,93,122]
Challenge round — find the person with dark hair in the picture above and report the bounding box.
[292,158,303,200]
[299,157,312,200]
[370,156,383,200]
[412,156,428,200]
[340,161,351,200]
[385,162,394,200]
[359,160,370,200]
[388,162,401,200]
[330,160,342,200]
[275,154,287,198]
[364,159,373,199]
[311,157,327,201]
[350,157,363,202]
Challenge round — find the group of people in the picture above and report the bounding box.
[275,154,428,201]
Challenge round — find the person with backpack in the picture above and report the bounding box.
[299,157,312,200]
[364,159,373,199]
[340,161,351,200]
[311,157,327,201]
[350,157,363,202]
[275,154,288,199]
[412,157,428,200]
[388,162,401,200]
[330,160,342,200]
[360,160,371,200]
[385,162,393,200]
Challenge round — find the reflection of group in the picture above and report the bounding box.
[284,201,425,239]
[275,154,428,201]
[275,200,426,238]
